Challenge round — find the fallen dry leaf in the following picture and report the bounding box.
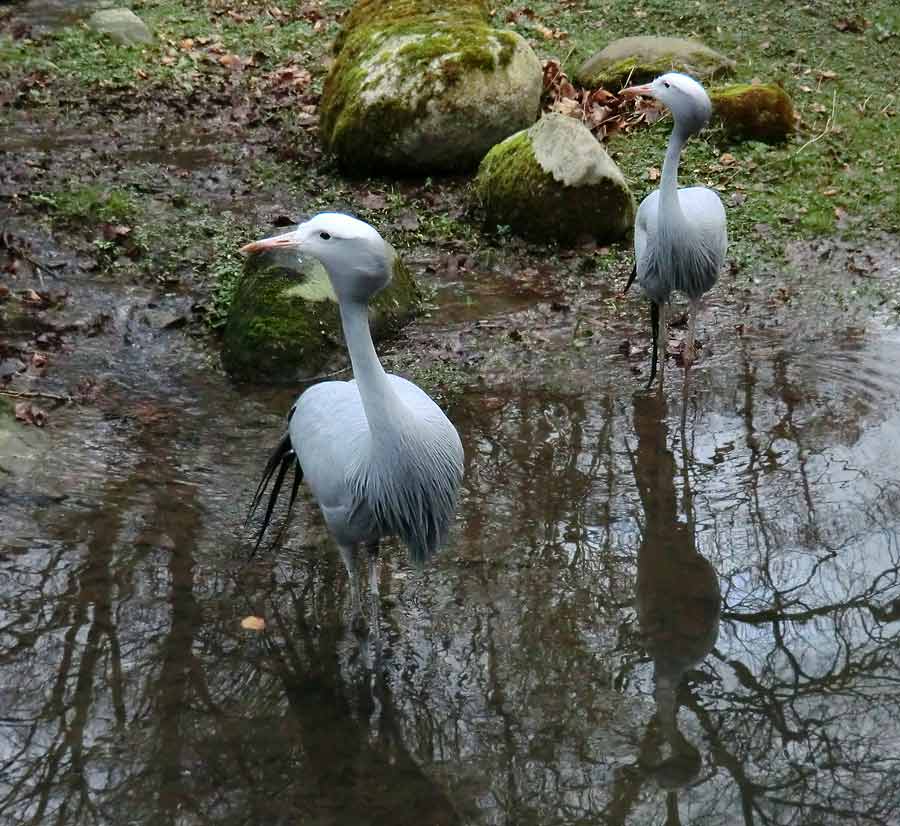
[218,53,244,69]
[550,98,582,118]
[14,402,47,427]
[360,191,388,210]
[833,16,870,33]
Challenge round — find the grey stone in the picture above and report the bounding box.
[87,8,154,46]
[0,409,49,477]
[0,359,25,379]
[575,36,734,89]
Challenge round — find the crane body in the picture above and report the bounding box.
[242,213,464,631]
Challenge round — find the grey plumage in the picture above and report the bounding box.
[622,73,728,385]
[635,186,726,304]
[242,213,464,630]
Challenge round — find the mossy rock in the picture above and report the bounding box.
[711,82,795,142]
[333,0,489,54]
[475,113,635,244]
[319,0,541,174]
[222,246,422,383]
[575,36,735,89]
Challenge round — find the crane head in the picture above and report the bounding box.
[620,72,712,135]
[240,213,393,302]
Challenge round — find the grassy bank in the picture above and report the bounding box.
[0,0,898,323]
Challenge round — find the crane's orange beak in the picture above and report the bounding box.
[619,82,654,99]
[240,231,302,255]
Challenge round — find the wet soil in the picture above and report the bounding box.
[3,1,900,824]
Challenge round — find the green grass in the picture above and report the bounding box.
[495,0,900,273]
[2,0,898,311]
[0,0,323,89]
[202,214,253,329]
[31,185,136,225]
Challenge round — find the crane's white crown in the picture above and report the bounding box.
[240,212,393,302]
[652,72,708,98]
[648,72,712,131]
[294,212,392,302]
[298,212,385,246]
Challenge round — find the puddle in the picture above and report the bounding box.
[1,123,226,170]
[1,237,900,824]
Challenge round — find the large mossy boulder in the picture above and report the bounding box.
[222,246,421,383]
[575,36,734,89]
[319,0,542,174]
[711,83,795,142]
[475,113,635,244]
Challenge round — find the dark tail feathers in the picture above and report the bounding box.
[623,264,637,295]
[246,430,303,553]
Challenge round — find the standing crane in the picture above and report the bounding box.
[241,213,465,631]
[621,73,728,387]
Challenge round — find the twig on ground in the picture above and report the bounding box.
[0,388,71,402]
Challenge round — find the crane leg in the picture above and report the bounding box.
[338,543,366,634]
[684,298,700,368]
[657,302,667,388]
[366,541,381,639]
[646,300,660,389]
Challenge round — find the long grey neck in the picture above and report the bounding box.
[659,125,688,236]
[339,299,404,448]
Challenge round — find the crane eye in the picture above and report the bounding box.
[663,81,670,88]
[319,231,331,240]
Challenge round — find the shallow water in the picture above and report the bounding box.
[2,242,900,825]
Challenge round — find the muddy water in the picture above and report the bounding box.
[3,242,900,825]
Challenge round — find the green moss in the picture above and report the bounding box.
[404,359,467,407]
[321,19,520,172]
[575,55,671,89]
[710,83,795,142]
[475,128,633,244]
[222,248,422,383]
[574,47,733,90]
[333,0,489,54]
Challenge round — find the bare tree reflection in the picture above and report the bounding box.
[3,316,900,825]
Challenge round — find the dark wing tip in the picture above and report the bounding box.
[246,430,303,555]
